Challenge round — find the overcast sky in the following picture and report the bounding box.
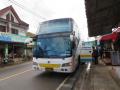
[0,0,89,41]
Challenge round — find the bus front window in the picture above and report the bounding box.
[33,37,72,58]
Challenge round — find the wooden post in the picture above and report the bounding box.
[24,44,27,60]
[4,44,8,64]
[12,44,14,60]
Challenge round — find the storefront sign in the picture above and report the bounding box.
[0,33,11,42]
[8,34,29,43]
[0,32,30,43]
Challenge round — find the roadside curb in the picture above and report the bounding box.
[58,66,85,90]
[73,65,91,90]
[71,66,86,90]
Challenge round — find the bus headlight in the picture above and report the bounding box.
[62,62,72,67]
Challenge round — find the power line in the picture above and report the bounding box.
[8,0,47,20]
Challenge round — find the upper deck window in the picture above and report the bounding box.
[38,18,73,34]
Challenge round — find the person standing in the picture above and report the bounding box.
[99,47,104,59]
[92,46,99,64]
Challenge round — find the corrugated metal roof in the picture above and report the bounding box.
[85,0,120,37]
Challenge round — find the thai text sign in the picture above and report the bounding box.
[0,32,30,43]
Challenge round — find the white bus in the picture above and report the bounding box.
[33,18,80,73]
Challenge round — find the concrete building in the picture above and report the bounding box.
[0,5,29,64]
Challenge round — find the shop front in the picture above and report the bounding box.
[0,32,30,64]
[100,28,120,65]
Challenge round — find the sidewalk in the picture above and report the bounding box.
[74,63,120,90]
[113,66,120,78]
[110,66,120,86]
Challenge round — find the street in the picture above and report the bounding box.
[0,62,70,90]
[1,61,120,90]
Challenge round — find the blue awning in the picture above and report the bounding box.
[0,35,12,42]
[0,33,30,43]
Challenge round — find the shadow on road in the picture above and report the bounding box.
[35,71,70,79]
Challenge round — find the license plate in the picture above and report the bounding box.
[45,68,53,71]
[39,64,60,68]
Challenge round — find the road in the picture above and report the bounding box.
[0,62,70,90]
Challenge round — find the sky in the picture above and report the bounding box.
[0,0,89,41]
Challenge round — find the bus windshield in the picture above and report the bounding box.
[33,36,72,58]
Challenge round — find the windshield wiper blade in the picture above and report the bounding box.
[45,49,58,52]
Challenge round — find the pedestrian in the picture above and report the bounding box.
[99,47,104,59]
[92,46,99,64]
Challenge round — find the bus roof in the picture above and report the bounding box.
[38,18,75,35]
[41,18,74,25]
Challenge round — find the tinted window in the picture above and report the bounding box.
[33,36,72,58]
[38,19,72,34]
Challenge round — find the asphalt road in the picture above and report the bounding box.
[0,62,70,90]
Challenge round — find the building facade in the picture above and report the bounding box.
[0,6,29,64]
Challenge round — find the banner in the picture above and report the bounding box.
[0,32,30,43]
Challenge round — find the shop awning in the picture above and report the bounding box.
[85,0,120,37]
[113,27,120,33]
[100,33,118,42]
[0,34,12,42]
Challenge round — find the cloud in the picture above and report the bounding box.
[0,0,88,40]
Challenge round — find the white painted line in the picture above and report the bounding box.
[86,62,91,71]
[0,69,32,82]
[56,75,70,90]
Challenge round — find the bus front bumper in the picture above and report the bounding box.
[33,65,74,73]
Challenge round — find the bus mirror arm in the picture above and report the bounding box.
[72,41,75,49]
[70,35,74,41]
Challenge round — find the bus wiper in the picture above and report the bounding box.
[37,46,45,57]
[45,49,57,53]
[48,55,61,58]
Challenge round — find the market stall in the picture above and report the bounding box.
[100,27,120,65]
